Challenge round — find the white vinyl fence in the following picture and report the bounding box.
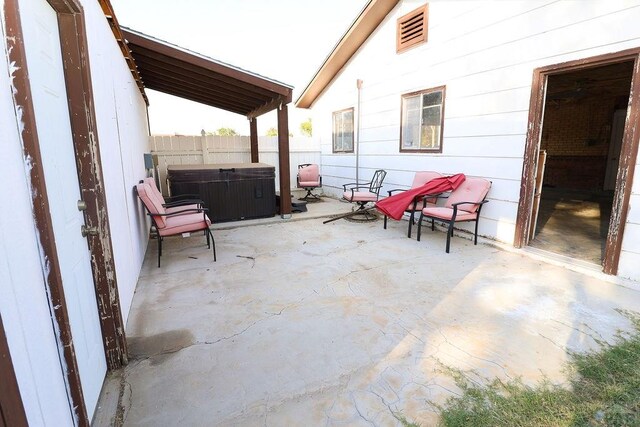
[149,135,321,195]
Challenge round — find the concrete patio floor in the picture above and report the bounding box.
[95,198,640,426]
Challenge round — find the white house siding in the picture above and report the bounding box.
[83,0,150,325]
[310,0,640,280]
[0,13,74,425]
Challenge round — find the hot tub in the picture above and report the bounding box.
[167,163,276,222]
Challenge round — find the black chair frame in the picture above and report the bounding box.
[417,199,489,253]
[323,169,387,224]
[383,190,434,238]
[135,186,216,267]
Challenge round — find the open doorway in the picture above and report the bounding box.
[515,49,640,275]
[528,61,634,265]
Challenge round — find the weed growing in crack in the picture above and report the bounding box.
[406,310,640,426]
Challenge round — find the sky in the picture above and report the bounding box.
[109,0,369,136]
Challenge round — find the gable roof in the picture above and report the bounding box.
[295,0,399,109]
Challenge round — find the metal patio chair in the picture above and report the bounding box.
[383,171,443,237]
[297,163,322,201]
[135,182,216,267]
[140,177,204,213]
[324,169,387,223]
[417,177,491,253]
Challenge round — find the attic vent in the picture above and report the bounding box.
[396,4,428,53]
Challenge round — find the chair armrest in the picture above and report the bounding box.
[387,188,408,196]
[165,193,200,202]
[450,199,489,221]
[147,207,209,217]
[342,182,359,191]
[451,200,489,208]
[163,199,204,208]
[420,193,448,202]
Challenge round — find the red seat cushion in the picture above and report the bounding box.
[298,164,321,188]
[136,183,167,228]
[343,191,378,202]
[445,178,491,213]
[421,207,478,221]
[158,212,212,236]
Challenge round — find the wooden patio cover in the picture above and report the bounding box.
[120,27,294,215]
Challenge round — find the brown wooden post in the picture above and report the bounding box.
[603,54,640,275]
[277,104,292,217]
[249,117,259,163]
[0,315,29,427]
[56,6,127,370]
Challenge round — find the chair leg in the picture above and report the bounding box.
[474,219,479,245]
[417,213,424,242]
[384,215,388,229]
[208,229,216,261]
[431,218,435,231]
[408,211,414,238]
[445,221,454,253]
[157,236,162,267]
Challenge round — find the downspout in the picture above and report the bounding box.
[356,79,363,183]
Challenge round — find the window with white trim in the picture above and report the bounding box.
[400,86,445,152]
[332,108,354,153]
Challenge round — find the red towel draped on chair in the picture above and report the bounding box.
[375,173,466,220]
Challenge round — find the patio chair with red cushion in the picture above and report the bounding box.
[341,169,387,221]
[140,177,203,214]
[297,163,322,201]
[417,177,491,253]
[383,171,443,237]
[135,182,216,267]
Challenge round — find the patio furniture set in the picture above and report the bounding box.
[134,164,491,266]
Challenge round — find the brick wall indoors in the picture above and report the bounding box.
[540,95,626,190]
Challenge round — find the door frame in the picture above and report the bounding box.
[0,315,28,427]
[3,0,127,423]
[514,47,640,275]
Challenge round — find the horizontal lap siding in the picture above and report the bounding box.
[312,0,640,251]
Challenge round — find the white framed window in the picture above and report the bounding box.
[400,86,445,152]
[332,108,354,153]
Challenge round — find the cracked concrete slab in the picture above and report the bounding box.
[94,205,640,426]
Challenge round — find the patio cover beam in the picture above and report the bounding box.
[117,26,295,219]
[249,117,259,163]
[278,104,291,217]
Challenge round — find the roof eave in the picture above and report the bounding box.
[295,0,400,109]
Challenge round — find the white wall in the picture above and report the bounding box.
[83,0,150,325]
[0,11,74,425]
[310,0,640,280]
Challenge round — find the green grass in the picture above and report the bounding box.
[429,310,640,427]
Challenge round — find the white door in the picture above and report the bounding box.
[20,0,107,419]
[604,109,627,191]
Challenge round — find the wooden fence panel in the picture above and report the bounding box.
[150,135,321,195]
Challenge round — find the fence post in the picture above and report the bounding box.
[200,135,208,164]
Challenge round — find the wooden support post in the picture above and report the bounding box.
[249,117,259,163]
[277,104,292,217]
